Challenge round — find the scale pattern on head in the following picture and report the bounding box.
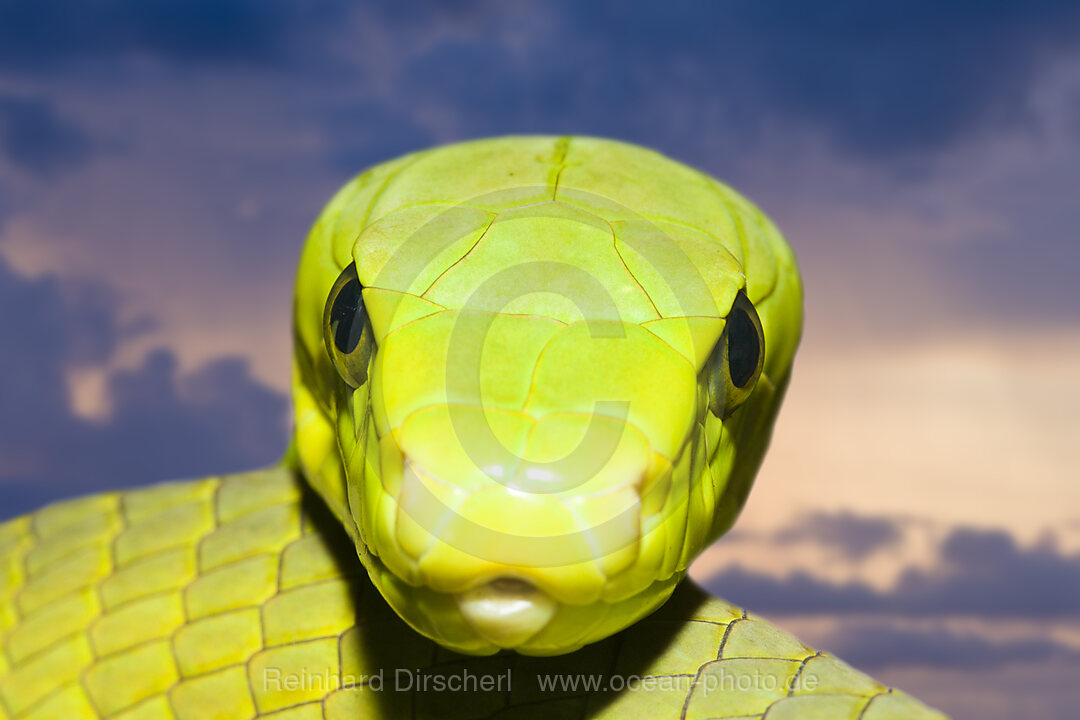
[291,136,802,655]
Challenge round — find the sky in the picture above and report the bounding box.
[1,2,1078,718]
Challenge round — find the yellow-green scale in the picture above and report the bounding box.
[0,468,946,719]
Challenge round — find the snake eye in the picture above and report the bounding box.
[323,262,374,388]
[707,290,765,418]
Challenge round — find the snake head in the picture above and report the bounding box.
[291,137,802,655]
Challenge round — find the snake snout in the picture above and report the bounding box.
[455,576,557,647]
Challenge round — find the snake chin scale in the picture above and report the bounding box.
[455,577,558,648]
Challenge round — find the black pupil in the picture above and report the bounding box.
[330,278,366,354]
[727,307,759,388]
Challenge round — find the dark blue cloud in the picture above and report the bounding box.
[386,1,1080,161]
[8,2,1078,163]
[94,350,288,482]
[0,96,94,177]
[774,511,902,560]
[0,0,349,68]
[823,620,1080,670]
[0,256,122,427]
[598,0,1080,156]
[0,257,288,520]
[322,101,433,173]
[708,525,1080,618]
[708,524,1080,675]
[710,566,883,614]
[898,528,1080,617]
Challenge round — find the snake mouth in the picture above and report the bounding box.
[351,406,698,654]
[348,423,700,655]
[454,576,558,647]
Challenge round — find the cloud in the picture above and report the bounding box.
[8,2,1077,162]
[710,566,882,614]
[322,101,433,172]
[707,524,1080,618]
[95,350,289,481]
[0,0,351,68]
[823,620,1080,671]
[0,256,288,520]
[0,96,95,177]
[386,1,1080,160]
[934,138,1080,323]
[584,1,1080,156]
[0,255,124,431]
[773,510,902,560]
[705,519,1080,679]
[898,528,1080,617]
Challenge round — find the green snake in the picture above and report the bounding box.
[0,137,949,719]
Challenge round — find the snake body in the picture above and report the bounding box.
[0,137,949,718]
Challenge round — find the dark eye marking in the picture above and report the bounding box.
[329,274,366,354]
[727,302,761,388]
[706,289,765,419]
[323,262,374,389]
